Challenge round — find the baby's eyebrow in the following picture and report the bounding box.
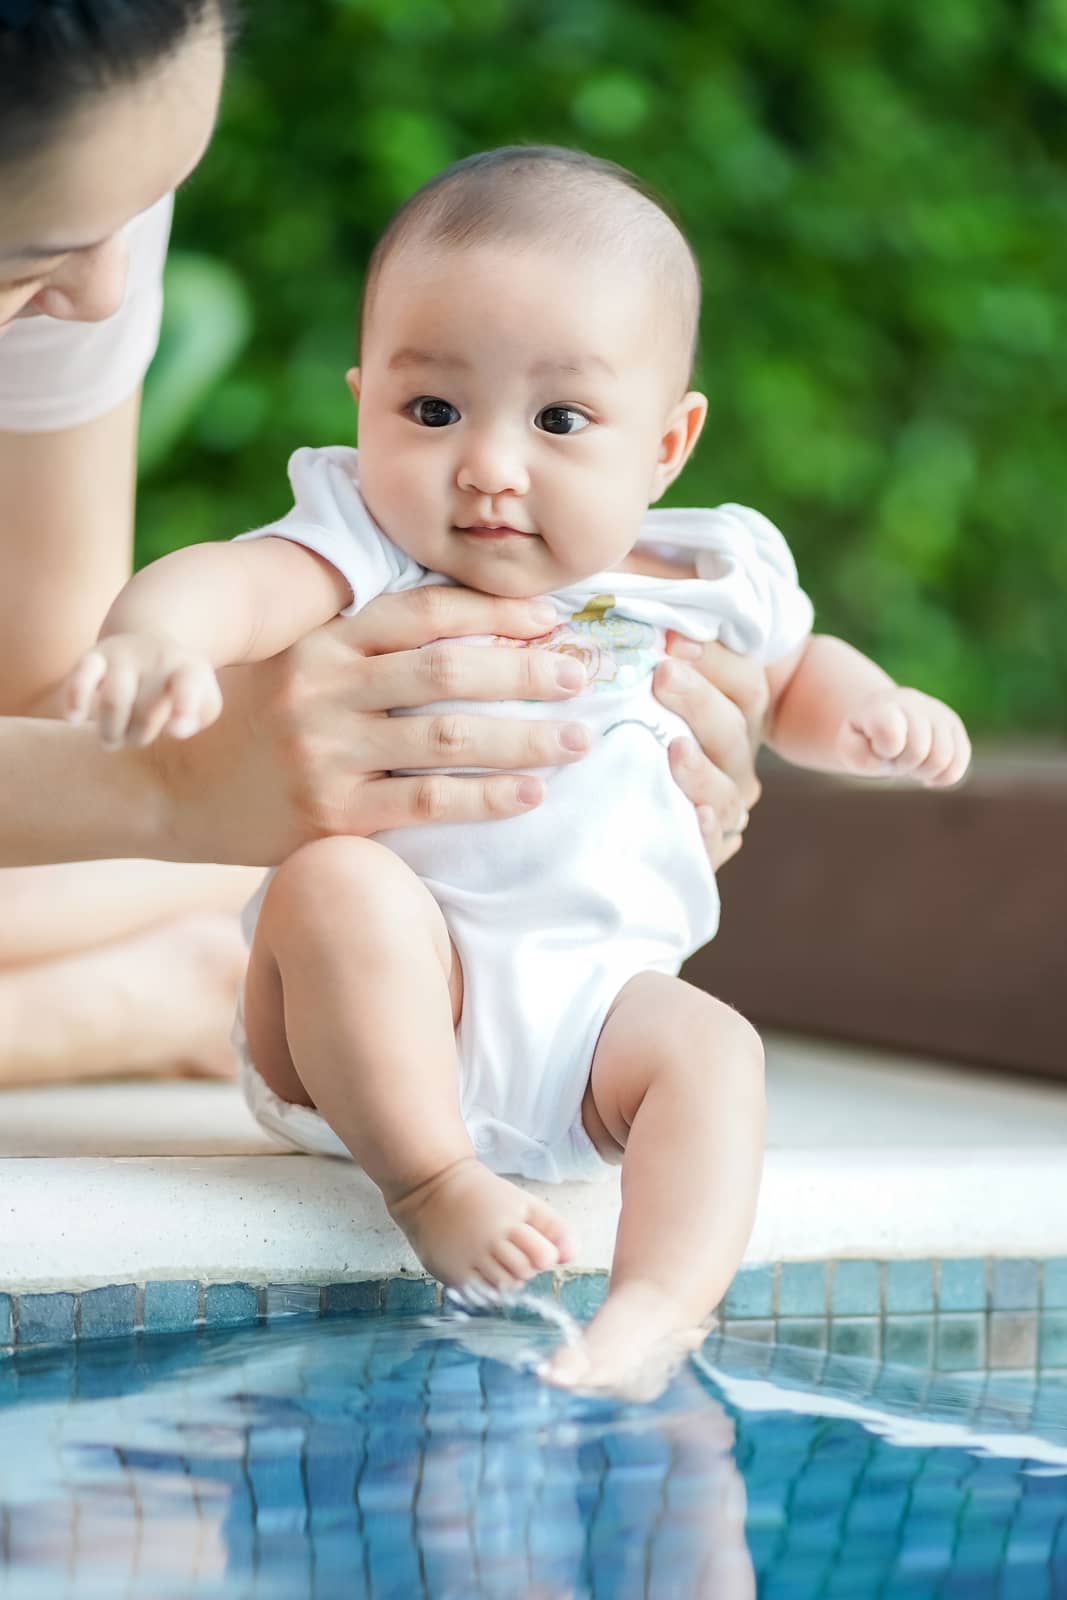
[529,355,616,380]
[388,348,470,372]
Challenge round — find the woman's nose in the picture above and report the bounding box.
[456,429,530,497]
[30,233,130,323]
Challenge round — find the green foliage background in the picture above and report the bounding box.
[141,0,1067,736]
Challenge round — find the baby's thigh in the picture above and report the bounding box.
[582,972,764,1160]
[250,837,461,1024]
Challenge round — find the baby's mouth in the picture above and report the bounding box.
[455,523,537,541]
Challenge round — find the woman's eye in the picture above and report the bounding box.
[536,406,589,436]
[409,396,460,428]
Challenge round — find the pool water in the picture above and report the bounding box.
[0,1310,1065,1598]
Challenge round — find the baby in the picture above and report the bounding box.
[65,147,970,1390]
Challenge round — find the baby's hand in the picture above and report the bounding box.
[63,633,223,749]
[837,687,971,788]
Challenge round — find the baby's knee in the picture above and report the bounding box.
[262,837,424,946]
[664,982,765,1097]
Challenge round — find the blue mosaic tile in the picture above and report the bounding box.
[830,1318,881,1361]
[263,1284,321,1321]
[777,1262,828,1317]
[383,1277,440,1314]
[884,1261,934,1314]
[143,1280,199,1333]
[559,1274,608,1320]
[938,1259,987,1312]
[17,1292,75,1346]
[723,1319,775,1346]
[0,1294,11,1346]
[883,1315,935,1369]
[991,1259,1039,1311]
[78,1284,137,1341]
[936,1313,986,1372]
[1043,1259,1067,1309]
[322,1280,383,1316]
[830,1261,880,1316]
[722,1266,774,1320]
[776,1318,828,1352]
[1039,1313,1067,1369]
[989,1311,1038,1370]
[203,1282,258,1328]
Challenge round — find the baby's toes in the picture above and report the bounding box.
[539,1343,592,1390]
[492,1237,541,1285]
[525,1201,576,1265]
[510,1218,562,1274]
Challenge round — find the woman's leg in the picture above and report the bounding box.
[0,861,262,1086]
[546,971,766,1389]
[243,835,573,1291]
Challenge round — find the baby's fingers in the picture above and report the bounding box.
[64,652,108,726]
[94,658,141,748]
[861,702,914,763]
[921,712,972,788]
[163,663,222,740]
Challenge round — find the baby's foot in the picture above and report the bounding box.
[389,1157,575,1294]
[541,1280,708,1401]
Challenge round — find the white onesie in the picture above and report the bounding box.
[234,446,813,1181]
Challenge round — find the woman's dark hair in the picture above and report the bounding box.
[0,0,240,163]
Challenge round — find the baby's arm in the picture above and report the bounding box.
[65,537,352,748]
[765,634,971,788]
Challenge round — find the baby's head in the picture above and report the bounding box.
[349,146,707,598]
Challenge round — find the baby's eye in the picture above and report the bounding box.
[536,405,589,436]
[408,396,460,428]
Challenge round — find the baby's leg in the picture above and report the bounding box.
[546,971,765,1391]
[243,836,573,1292]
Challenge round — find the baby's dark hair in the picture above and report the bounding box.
[0,0,240,167]
[361,145,702,386]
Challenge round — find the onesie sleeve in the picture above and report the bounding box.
[696,504,814,662]
[234,444,425,613]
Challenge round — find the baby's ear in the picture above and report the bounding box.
[346,367,361,403]
[650,391,707,502]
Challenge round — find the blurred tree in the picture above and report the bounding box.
[141,0,1067,735]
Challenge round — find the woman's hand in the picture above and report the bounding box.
[151,586,590,865]
[654,637,769,869]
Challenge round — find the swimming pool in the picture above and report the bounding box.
[1,1311,1065,1598]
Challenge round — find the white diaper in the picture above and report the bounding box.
[232,970,611,1182]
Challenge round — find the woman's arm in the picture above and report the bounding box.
[0,392,141,715]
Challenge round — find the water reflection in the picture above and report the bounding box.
[0,1315,1064,1598]
[0,1315,753,1598]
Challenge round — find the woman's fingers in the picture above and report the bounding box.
[364,710,591,773]
[667,736,750,869]
[349,773,545,834]
[345,586,557,656]
[654,658,761,809]
[350,639,585,713]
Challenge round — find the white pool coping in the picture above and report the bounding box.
[1,1033,1066,1293]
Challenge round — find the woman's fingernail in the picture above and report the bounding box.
[678,737,701,768]
[671,638,703,661]
[696,805,716,833]
[555,661,585,691]
[530,602,557,624]
[560,723,590,753]
[516,778,542,806]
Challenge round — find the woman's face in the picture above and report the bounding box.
[0,20,225,334]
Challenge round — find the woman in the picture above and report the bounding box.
[0,0,765,1084]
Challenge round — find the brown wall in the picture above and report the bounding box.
[681,752,1067,1080]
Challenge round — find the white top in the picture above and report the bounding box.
[243,444,815,663]
[0,193,173,434]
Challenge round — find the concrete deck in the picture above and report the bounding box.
[1,1034,1065,1294]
